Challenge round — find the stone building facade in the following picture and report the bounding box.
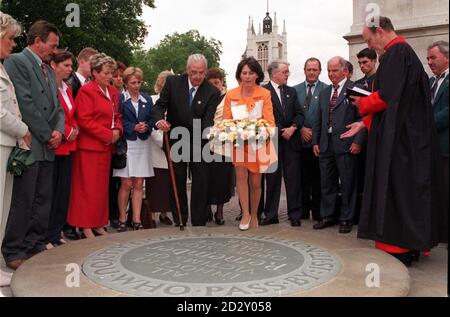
[344,0,449,79]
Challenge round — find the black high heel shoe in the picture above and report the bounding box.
[214,212,225,225]
[132,222,144,231]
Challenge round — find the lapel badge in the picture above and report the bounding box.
[198,101,202,105]
[286,94,290,98]
[315,96,318,99]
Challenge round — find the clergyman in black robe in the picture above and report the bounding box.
[341,16,445,265]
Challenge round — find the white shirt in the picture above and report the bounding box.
[306,80,319,96]
[123,91,147,115]
[59,82,74,111]
[328,78,347,133]
[270,80,283,105]
[75,72,87,86]
[329,78,347,101]
[434,68,449,96]
[188,79,198,100]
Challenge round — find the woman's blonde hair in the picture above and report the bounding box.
[154,70,174,94]
[0,11,22,39]
[122,67,144,85]
[90,53,117,74]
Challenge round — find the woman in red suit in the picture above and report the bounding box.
[47,50,78,247]
[67,53,123,239]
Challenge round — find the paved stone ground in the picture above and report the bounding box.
[0,184,447,297]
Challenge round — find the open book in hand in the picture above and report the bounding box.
[347,86,371,98]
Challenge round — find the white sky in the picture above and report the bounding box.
[142,0,354,87]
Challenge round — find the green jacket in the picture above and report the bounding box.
[293,80,328,148]
[4,48,65,161]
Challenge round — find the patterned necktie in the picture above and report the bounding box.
[189,87,196,109]
[304,83,313,110]
[328,85,340,128]
[279,85,285,108]
[431,73,445,104]
[41,63,49,82]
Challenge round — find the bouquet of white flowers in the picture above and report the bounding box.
[209,118,276,148]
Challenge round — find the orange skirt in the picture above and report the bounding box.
[232,141,278,174]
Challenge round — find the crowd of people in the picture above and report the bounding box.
[0,12,448,288]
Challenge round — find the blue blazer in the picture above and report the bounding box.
[430,74,449,157]
[312,79,366,155]
[119,92,154,141]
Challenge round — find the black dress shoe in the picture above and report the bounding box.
[159,214,173,226]
[214,212,225,225]
[339,222,353,234]
[291,219,302,227]
[389,251,413,267]
[411,250,421,262]
[63,228,81,240]
[260,218,279,226]
[300,212,311,220]
[313,220,335,230]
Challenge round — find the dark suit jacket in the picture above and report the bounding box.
[66,71,83,99]
[294,80,328,148]
[119,92,154,141]
[430,74,449,157]
[152,74,220,144]
[4,48,65,161]
[263,82,305,151]
[312,79,366,155]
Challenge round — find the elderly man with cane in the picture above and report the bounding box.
[153,54,220,228]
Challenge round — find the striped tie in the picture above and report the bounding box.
[41,63,49,82]
[328,85,339,128]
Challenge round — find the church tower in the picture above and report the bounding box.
[244,2,288,83]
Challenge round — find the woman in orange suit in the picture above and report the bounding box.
[222,57,276,231]
[67,53,123,239]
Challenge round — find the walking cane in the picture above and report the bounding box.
[164,132,185,231]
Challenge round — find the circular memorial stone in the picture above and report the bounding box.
[83,233,341,297]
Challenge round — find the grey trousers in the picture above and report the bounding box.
[1,161,54,263]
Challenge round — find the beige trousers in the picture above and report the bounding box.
[0,145,13,269]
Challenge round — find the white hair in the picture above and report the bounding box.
[0,11,22,39]
[267,60,290,78]
[186,54,208,70]
[328,56,347,70]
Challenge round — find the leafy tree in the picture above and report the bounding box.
[132,30,222,94]
[0,0,155,65]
